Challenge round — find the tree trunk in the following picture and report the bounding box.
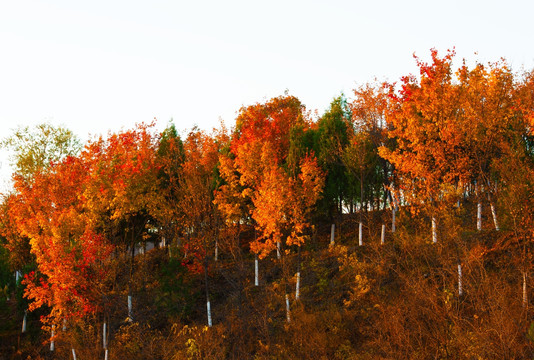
[204,256,212,327]
[285,294,291,323]
[254,255,259,287]
[477,200,482,231]
[330,224,335,246]
[295,272,300,300]
[295,247,301,300]
[72,348,77,360]
[392,207,396,233]
[50,326,55,352]
[458,263,463,297]
[523,272,528,309]
[22,311,27,333]
[206,299,212,327]
[432,216,437,244]
[127,295,133,322]
[381,224,385,245]
[103,321,107,349]
[490,201,499,231]
[358,222,363,246]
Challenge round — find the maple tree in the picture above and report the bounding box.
[154,123,185,251]
[81,123,161,253]
[457,60,521,230]
[10,155,113,325]
[216,95,323,259]
[379,49,468,241]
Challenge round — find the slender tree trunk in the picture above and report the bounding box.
[276,241,281,259]
[127,295,133,322]
[490,201,499,231]
[476,181,482,231]
[392,207,396,233]
[254,254,259,287]
[285,294,291,323]
[358,222,363,246]
[103,321,107,349]
[523,271,528,309]
[295,247,301,300]
[477,200,482,231]
[204,251,212,327]
[21,311,27,333]
[50,326,55,352]
[432,216,437,244]
[458,262,463,297]
[72,348,77,360]
[381,224,385,245]
[330,223,335,246]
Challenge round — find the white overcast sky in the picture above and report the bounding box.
[1,0,534,191]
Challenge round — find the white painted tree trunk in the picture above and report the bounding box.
[392,208,396,233]
[295,272,301,300]
[72,348,77,360]
[330,224,335,246]
[214,240,218,261]
[285,294,291,323]
[254,255,260,286]
[206,300,212,327]
[358,222,363,246]
[22,310,27,333]
[127,295,133,322]
[15,270,21,283]
[103,322,107,349]
[63,318,67,331]
[432,217,437,244]
[523,272,528,309]
[50,326,55,351]
[490,202,499,231]
[477,202,482,231]
[381,224,385,245]
[276,241,281,259]
[458,263,463,297]
[105,349,109,360]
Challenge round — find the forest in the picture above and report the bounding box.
[1,49,534,359]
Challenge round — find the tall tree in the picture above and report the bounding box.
[314,96,351,217]
[379,49,465,242]
[1,123,81,182]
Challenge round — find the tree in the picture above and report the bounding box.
[313,96,351,217]
[11,155,113,325]
[379,49,466,242]
[1,123,81,183]
[458,60,519,230]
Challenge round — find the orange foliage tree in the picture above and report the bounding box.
[216,95,324,258]
[11,156,113,325]
[379,49,468,242]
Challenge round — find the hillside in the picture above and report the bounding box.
[2,200,533,359]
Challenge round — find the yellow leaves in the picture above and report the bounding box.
[250,152,324,257]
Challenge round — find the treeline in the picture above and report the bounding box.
[1,49,534,359]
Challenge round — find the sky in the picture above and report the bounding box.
[1,0,534,191]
